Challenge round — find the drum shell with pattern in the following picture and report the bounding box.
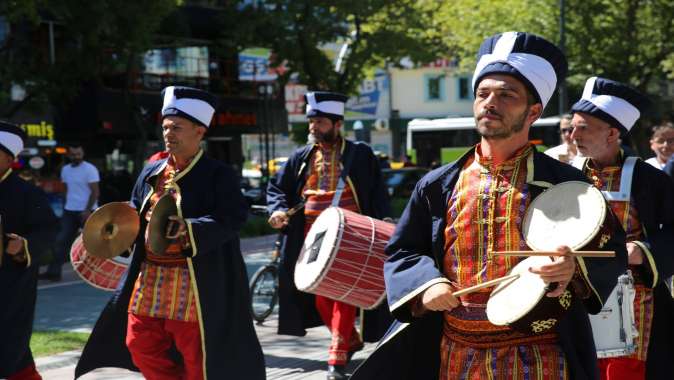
[294,207,395,309]
[70,234,130,291]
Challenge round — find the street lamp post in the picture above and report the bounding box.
[558,0,567,114]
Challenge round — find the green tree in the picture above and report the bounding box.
[0,0,176,170]
[245,0,443,94]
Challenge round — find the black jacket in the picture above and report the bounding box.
[75,151,265,380]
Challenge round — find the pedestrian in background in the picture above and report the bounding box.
[40,143,100,282]
[40,143,101,281]
[0,121,58,380]
[645,123,674,170]
[544,113,577,163]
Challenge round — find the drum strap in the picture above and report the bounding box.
[332,146,355,208]
[571,156,638,201]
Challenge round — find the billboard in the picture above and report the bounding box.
[239,47,287,82]
[345,73,390,120]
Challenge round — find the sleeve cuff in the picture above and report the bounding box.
[633,240,658,288]
[389,277,451,315]
[185,220,197,258]
[575,257,603,309]
[23,238,32,267]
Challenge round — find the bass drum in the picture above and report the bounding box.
[294,207,395,309]
[70,234,130,291]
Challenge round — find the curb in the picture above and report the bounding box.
[36,350,81,372]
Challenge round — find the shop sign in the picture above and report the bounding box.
[20,121,55,140]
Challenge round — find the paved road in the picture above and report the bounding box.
[34,234,374,379]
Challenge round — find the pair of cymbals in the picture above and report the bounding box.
[82,202,140,259]
[148,194,179,254]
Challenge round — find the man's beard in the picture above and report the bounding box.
[476,108,528,140]
[310,126,338,144]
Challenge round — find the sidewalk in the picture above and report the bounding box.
[34,234,375,379]
[37,316,374,379]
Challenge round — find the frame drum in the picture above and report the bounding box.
[487,181,612,333]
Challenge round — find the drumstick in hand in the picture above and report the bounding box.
[491,250,614,258]
[452,273,520,297]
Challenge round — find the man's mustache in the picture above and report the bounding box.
[477,109,502,119]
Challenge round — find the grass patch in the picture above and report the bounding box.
[390,197,409,219]
[240,214,276,238]
[31,330,90,357]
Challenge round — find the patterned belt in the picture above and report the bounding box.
[442,292,558,349]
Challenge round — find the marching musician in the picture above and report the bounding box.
[567,77,674,380]
[351,32,628,380]
[75,86,264,380]
[266,91,390,379]
[0,122,58,380]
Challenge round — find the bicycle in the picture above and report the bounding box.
[248,203,304,324]
[249,234,281,324]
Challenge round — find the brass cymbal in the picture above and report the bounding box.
[82,202,139,259]
[148,194,178,254]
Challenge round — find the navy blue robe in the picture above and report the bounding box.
[623,160,674,380]
[266,139,391,342]
[352,148,628,380]
[0,170,58,377]
[75,151,265,380]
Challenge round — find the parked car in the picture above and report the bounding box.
[381,167,429,198]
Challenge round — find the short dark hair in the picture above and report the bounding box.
[651,122,674,138]
[67,143,83,150]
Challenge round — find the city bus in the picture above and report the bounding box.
[406,116,562,167]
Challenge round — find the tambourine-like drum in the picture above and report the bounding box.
[70,234,130,291]
[589,272,637,358]
[294,207,395,309]
[487,256,574,334]
[520,181,615,255]
[487,181,613,334]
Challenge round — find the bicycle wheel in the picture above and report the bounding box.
[249,264,279,323]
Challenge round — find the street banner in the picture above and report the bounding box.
[345,73,390,120]
[239,47,282,82]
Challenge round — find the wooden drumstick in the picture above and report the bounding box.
[491,250,615,258]
[452,273,520,297]
[286,201,305,217]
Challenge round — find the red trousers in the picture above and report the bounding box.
[598,357,645,380]
[315,295,362,365]
[7,363,41,380]
[126,313,204,380]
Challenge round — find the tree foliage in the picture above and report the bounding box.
[433,0,559,73]
[246,0,443,94]
[0,0,176,116]
[565,0,674,91]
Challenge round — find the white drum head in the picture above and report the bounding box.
[523,181,606,251]
[294,207,343,292]
[486,256,551,326]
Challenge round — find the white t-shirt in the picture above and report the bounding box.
[645,157,665,170]
[544,143,576,163]
[61,161,100,211]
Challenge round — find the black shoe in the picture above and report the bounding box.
[346,341,364,364]
[327,365,348,380]
[38,272,62,282]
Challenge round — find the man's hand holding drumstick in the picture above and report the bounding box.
[528,245,576,297]
[419,244,584,313]
[268,202,305,230]
[268,211,289,229]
